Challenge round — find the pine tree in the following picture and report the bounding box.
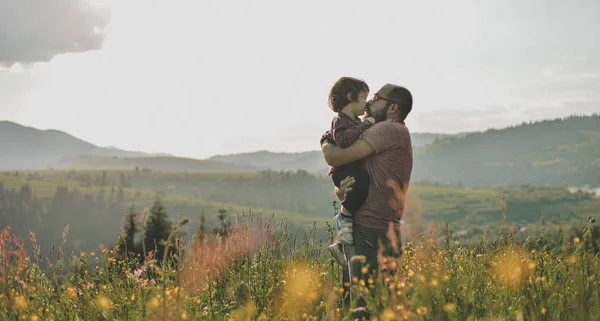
[120,205,140,255]
[143,199,173,260]
[195,210,207,242]
[213,208,231,237]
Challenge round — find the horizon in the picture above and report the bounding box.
[2,112,597,158]
[1,0,599,158]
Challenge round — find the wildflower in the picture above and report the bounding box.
[150,297,160,309]
[181,312,189,320]
[14,296,27,310]
[361,266,369,274]
[574,237,580,244]
[66,287,77,300]
[381,309,396,321]
[80,251,85,257]
[541,307,547,315]
[134,268,145,278]
[443,303,456,313]
[96,295,111,311]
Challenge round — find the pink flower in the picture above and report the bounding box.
[134,268,146,278]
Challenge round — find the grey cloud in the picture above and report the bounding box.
[0,0,110,67]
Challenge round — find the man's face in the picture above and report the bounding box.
[366,97,390,122]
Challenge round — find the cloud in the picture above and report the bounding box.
[0,0,110,67]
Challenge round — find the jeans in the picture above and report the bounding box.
[343,224,402,317]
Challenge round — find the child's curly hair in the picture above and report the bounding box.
[328,77,369,112]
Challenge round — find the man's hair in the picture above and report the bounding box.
[328,77,369,112]
[386,86,412,121]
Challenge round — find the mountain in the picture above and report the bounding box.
[412,114,600,186]
[209,115,600,187]
[6,115,600,186]
[0,121,254,172]
[0,121,149,170]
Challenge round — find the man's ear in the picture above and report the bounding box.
[388,103,399,115]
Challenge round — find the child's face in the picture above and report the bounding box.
[352,91,369,116]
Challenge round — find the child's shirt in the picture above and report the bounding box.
[320,113,374,174]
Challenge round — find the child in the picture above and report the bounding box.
[320,77,375,266]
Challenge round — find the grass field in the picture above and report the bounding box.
[1,170,600,319]
[1,211,599,320]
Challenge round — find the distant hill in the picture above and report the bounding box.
[412,114,600,186]
[0,121,159,170]
[209,150,327,173]
[5,115,600,187]
[208,133,451,173]
[209,115,600,187]
[0,120,260,172]
[51,155,259,172]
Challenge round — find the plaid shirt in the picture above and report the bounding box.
[320,113,374,175]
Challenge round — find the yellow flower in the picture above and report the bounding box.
[416,306,428,316]
[14,296,27,310]
[66,287,77,300]
[80,251,85,257]
[381,308,396,321]
[541,307,547,315]
[361,266,369,274]
[96,295,112,311]
[443,303,456,313]
[181,312,189,320]
[574,237,580,244]
[150,297,161,309]
[31,315,39,321]
[90,252,95,257]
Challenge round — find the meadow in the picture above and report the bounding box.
[1,169,599,320]
[1,209,599,320]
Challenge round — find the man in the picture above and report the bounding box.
[321,83,413,318]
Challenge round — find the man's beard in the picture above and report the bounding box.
[368,104,389,123]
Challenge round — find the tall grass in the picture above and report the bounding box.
[0,210,599,320]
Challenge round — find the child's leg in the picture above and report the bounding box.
[337,162,370,214]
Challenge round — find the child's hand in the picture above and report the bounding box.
[335,176,355,201]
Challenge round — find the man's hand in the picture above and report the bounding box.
[363,116,375,124]
[335,176,355,201]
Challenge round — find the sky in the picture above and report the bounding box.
[1,0,599,158]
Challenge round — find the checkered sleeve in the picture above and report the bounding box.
[333,117,374,148]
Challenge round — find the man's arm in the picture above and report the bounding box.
[321,139,375,167]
